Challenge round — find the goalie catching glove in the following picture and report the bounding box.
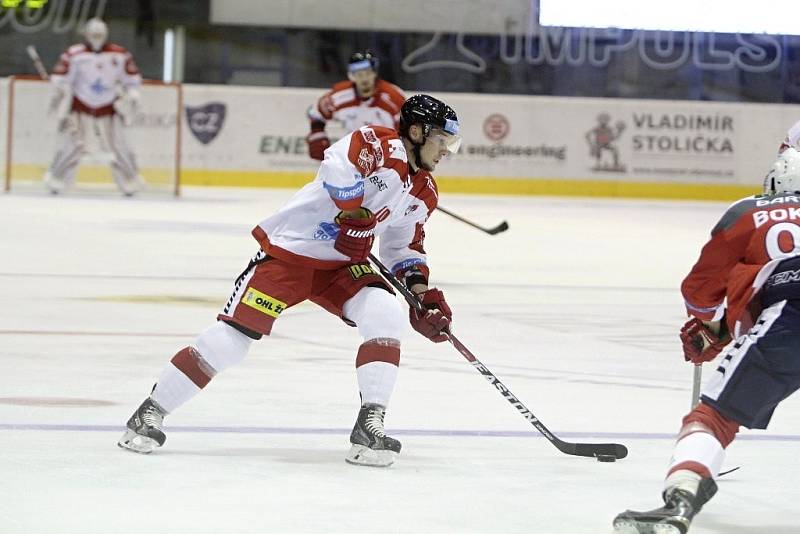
[410,288,452,343]
[680,317,731,364]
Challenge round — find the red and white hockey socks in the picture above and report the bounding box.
[356,338,401,407]
[151,347,214,413]
[150,322,254,413]
[665,403,740,494]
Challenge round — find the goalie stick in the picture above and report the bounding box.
[436,205,509,235]
[26,45,49,80]
[368,253,628,460]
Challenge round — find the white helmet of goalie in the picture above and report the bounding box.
[84,18,108,52]
[764,147,800,195]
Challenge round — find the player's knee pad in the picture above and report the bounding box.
[193,321,253,374]
[682,402,740,448]
[344,287,406,342]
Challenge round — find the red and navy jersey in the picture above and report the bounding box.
[682,193,800,333]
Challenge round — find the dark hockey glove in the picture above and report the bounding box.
[334,208,376,262]
[306,121,330,161]
[410,288,452,343]
[680,317,731,364]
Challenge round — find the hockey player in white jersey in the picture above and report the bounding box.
[306,51,406,160]
[118,94,462,467]
[45,18,145,196]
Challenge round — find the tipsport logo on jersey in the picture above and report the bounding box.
[185,102,227,145]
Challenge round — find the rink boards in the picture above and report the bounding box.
[3,77,800,199]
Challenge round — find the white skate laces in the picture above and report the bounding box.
[364,406,386,438]
[141,402,164,429]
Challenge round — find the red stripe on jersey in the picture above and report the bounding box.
[332,196,363,211]
[383,157,408,183]
[410,171,439,217]
[71,98,115,116]
[102,43,129,53]
[409,223,427,255]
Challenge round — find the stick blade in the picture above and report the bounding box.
[486,221,509,235]
[566,442,628,459]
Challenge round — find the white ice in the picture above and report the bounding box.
[1,187,798,534]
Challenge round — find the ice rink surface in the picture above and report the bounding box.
[1,186,798,534]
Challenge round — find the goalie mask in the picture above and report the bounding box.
[84,18,108,52]
[764,147,800,195]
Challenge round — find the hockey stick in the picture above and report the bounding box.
[691,364,702,409]
[26,45,49,80]
[368,253,628,460]
[436,205,509,235]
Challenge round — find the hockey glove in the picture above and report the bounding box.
[410,288,452,343]
[307,121,330,161]
[680,317,732,364]
[334,208,376,262]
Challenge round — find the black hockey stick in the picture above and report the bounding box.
[436,205,509,235]
[368,254,628,460]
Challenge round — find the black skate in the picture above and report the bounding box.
[613,478,718,534]
[346,403,401,467]
[117,397,167,454]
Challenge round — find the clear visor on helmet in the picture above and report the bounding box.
[429,128,462,154]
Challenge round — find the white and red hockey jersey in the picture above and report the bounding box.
[308,80,406,133]
[252,125,438,278]
[51,43,142,116]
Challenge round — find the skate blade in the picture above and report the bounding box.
[613,518,682,534]
[345,444,397,467]
[117,429,160,454]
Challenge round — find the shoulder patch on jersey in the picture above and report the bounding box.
[410,171,439,215]
[67,44,88,55]
[386,138,407,163]
[376,80,405,111]
[330,86,357,107]
[104,43,128,53]
[712,196,760,234]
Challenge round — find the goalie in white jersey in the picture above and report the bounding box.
[118,95,463,467]
[45,18,145,196]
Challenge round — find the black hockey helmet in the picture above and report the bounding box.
[399,94,461,152]
[348,50,379,73]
